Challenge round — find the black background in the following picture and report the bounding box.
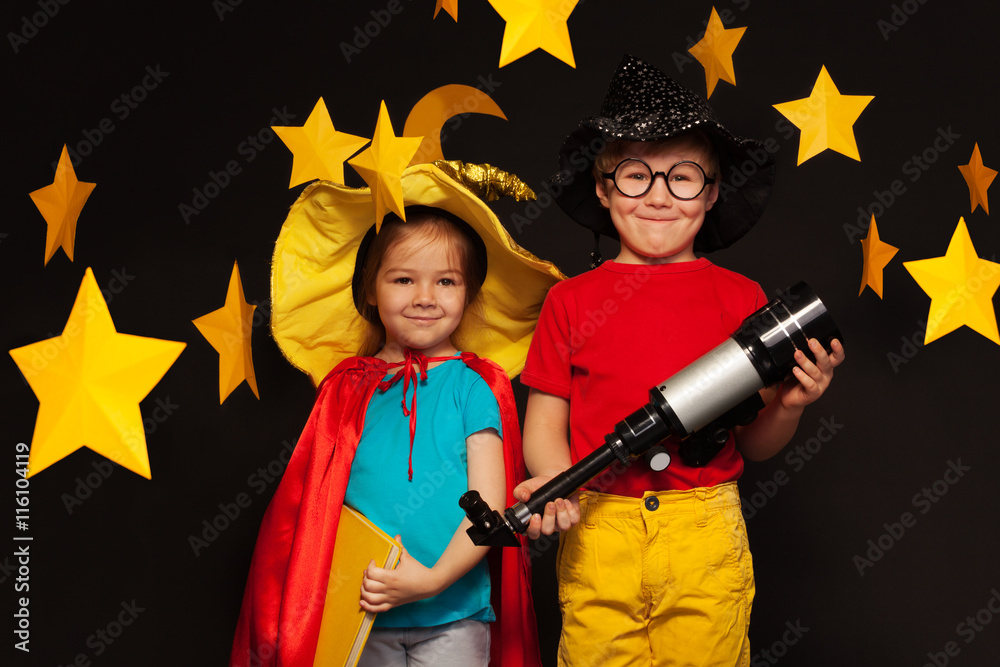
[4,1,1000,665]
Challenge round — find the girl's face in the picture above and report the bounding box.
[373,232,467,361]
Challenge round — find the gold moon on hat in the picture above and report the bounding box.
[403,84,507,166]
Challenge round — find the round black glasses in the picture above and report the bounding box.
[602,158,716,200]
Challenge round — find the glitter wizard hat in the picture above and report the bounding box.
[270,161,565,385]
[545,54,776,253]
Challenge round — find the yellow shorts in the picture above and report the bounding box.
[556,482,754,667]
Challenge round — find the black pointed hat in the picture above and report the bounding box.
[544,55,775,253]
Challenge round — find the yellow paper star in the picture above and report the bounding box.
[688,7,747,98]
[488,0,579,68]
[434,0,459,20]
[193,261,259,403]
[958,142,997,215]
[348,101,423,227]
[9,268,186,478]
[28,145,96,265]
[272,97,369,188]
[859,216,898,298]
[773,66,874,165]
[903,218,1000,345]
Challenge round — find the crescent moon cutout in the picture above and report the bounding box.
[403,84,507,166]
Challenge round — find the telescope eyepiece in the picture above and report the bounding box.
[460,490,493,527]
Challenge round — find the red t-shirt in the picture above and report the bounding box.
[521,258,767,496]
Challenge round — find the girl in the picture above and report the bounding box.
[350,207,507,665]
[231,163,563,667]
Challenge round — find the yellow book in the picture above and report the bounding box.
[313,505,402,667]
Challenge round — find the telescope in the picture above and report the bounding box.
[460,282,841,547]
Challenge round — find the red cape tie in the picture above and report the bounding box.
[377,349,460,481]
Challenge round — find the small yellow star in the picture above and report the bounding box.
[688,7,747,98]
[193,261,259,403]
[903,218,1000,345]
[958,142,997,215]
[773,66,874,165]
[272,97,369,188]
[9,268,186,478]
[434,0,459,20]
[859,216,898,298]
[487,0,579,68]
[348,101,423,227]
[28,145,96,265]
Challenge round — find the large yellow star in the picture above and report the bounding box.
[958,142,997,215]
[859,216,898,298]
[28,145,96,265]
[9,268,186,478]
[348,101,423,227]
[773,66,874,165]
[488,0,579,68]
[193,260,259,403]
[903,218,1000,345]
[688,7,747,98]
[434,0,459,20]
[272,97,369,188]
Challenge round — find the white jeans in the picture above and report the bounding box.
[357,618,490,667]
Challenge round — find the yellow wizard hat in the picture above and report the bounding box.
[271,161,565,385]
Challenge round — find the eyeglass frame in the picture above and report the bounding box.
[601,158,717,200]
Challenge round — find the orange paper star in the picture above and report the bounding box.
[488,0,579,68]
[193,261,259,403]
[9,268,186,478]
[859,216,898,298]
[273,98,369,188]
[28,145,96,265]
[348,101,423,227]
[434,0,459,20]
[958,143,997,215]
[773,66,874,165]
[688,7,747,98]
[903,218,1000,345]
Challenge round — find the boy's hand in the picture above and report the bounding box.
[513,477,581,539]
[778,338,845,411]
[359,537,438,612]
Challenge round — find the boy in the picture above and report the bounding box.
[514,55,844,666]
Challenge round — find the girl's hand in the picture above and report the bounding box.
[359,537,440,613]
[777,338,845,411]
[513,476,580,540]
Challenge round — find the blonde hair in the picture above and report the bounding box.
[355,207,487,357]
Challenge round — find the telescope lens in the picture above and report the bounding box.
[734,281,841,385]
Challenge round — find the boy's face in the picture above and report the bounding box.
[596,144,718,265]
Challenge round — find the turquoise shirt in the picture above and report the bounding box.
[344,358,501,628]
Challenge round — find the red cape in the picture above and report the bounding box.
[231,354,540,667]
